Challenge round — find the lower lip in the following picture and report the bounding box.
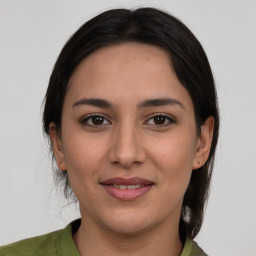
[102,185,153,200]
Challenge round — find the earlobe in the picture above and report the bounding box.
[193,116,214,170]
[49,122,67,171]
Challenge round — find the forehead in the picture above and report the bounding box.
[66,42,193,109]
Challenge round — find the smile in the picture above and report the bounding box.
[112,184,145,189]
[100,177,154,200]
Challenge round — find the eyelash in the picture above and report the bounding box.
[81,113,175,128]
[81,114,111,127]
[144,113,176,127]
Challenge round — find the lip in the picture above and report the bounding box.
[100,177,154,200]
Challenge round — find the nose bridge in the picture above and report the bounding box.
[109,119,146,168]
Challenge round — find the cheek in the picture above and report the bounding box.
[61,130,108,186]
[60,135,107,207]
[148,131,197,190]
[150,132,196,169]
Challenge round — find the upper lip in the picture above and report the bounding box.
[100,177,154,185]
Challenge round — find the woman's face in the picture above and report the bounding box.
[51,43,210,235]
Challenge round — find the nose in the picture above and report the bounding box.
[108,123,147,169]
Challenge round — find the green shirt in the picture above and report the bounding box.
[0,219,207,256]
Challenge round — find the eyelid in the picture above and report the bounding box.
[144,113,176,126]
[80,112,175,127]
[81,113,112,126]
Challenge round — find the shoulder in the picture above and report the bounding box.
[190,240,208,256]
[181,239,208,256]
[0,219,80,256]
[0,230,60,256]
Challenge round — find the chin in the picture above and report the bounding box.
[103,210,154,235]
[110,222,149,236]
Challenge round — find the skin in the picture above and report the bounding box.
[50,43,214,256]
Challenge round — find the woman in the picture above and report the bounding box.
[0,7,219,256]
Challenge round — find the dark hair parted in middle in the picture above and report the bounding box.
[43,8,219,241]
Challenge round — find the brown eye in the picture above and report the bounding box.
[153,116,166,125]
[91,116,104,125]
[82,115,111,126]
[145,114,175,127]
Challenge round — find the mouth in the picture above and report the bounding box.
[100,177,154,200]
[111,184,147,189]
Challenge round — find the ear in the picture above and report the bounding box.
[49,122,67,171]
[193,116,214,170]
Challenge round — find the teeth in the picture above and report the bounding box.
[112,184,145,189]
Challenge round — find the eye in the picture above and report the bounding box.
[145,114,175,127]
[81,114,111,126]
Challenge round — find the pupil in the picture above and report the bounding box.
[154,116,165,125]
[92,116,104,125]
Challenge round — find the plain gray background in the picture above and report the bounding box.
[0,1,255,255]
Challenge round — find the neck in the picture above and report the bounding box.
[73,217,183,256]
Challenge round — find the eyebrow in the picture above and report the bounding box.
[72,98,112,108]
[72,97,184,109]
[138,98,184,109]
